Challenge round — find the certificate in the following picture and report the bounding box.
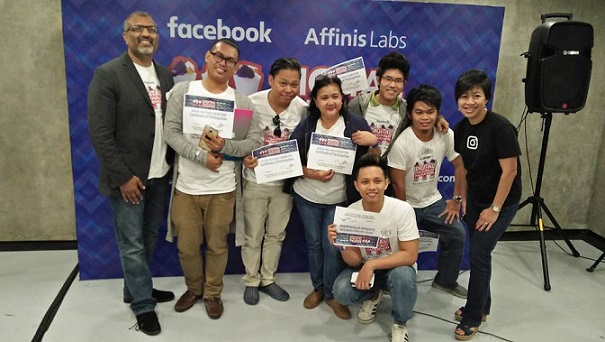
[307,133,357,175]
[418,230,440,253]
[252,140,303,184]
[321,57,369,95]
[182,95,235,138]
[333,206,383,249]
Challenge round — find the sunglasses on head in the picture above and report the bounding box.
[315,73,339,81]
[272,115,281,137]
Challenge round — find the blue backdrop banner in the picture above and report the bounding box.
[62,0,504,280]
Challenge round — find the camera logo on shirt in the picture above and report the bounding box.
[467,136,478,150]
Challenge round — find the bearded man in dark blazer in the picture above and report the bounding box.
[88,10,175,336]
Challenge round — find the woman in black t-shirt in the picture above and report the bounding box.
[452,69,522,341]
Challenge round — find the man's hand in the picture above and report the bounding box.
[203,133,226,152]
[355,263,376,290]
[243,154,258,169]
[206,152,224,173]
[312,169,335,182]
[119,176,145,204]
[438,199,461,224]
[351,130,378,147]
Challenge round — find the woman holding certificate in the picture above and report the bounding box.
[285,75,378,319]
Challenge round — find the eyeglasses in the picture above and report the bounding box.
[381,76,406,86]
[272,115,282,137]
[126,25,158,34]
[209,51,238,68]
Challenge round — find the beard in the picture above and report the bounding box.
[137,45,154,56]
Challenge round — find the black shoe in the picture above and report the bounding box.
[134,311,161,336]
[243,286,259,305]
[152,289,175,303]
[124,289,175,304]
[259,283,290,301]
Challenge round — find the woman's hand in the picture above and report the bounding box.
[328,224,337,245]
[476,208,499,232]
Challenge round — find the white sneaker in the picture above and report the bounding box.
[357,290,383,323]
[391,324,409,342]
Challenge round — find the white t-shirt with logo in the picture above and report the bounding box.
[134,63,170,179]
[244,89,307,185]
[176,81,237,195]
[348,196,419,269]
[388,127,459,208]
[364,104,401,156]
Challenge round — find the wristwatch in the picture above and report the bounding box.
[491,205,501,213]
[453,195,462,203]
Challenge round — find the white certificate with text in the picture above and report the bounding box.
[333,206,383,249]
[418,230,440,253]
[321,57,369,95]
[182,94,235,138]
[307,133,357,175]
[252,140,303,184]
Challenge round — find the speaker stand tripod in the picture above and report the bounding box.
[518,112,580,291]
[586,252,605,272]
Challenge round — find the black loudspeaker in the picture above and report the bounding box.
[523,13,593,113]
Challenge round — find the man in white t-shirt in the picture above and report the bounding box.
[164,38,263,319]
[387,84,467,298]
[240,58,308,305]
[329,154,419,342]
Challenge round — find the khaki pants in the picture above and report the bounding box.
[171,190,235,298]
[241,180,292,286]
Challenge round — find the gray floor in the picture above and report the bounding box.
[2,240,604,342]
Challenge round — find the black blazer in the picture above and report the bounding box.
[88,53,175,197]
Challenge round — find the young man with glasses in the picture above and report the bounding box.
[239,58,308,305]
[348,52,448,158]
[88,11,175,336]
[164,38,263,319]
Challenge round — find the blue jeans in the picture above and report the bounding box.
[333,266,417,325]
[461,199,519,326]
[110,175,169,315]
[293,192,346,300]
[414,199,466,287]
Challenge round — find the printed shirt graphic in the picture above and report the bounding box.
[362,235,395,260]
[388,127,458,208]
[364,104,400,156]
[147,83,162,112]
[245,89,307,185]
[135,63,170,179]
[348,197,419,267]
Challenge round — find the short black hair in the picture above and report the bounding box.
[308,74,348,119]
[123,11,153,31]
[269,57,302,78]
[454,69,492,101]
[352,153,388,180]
[209,38,240,59]
[376,52,410,80]
[406,84,443,114]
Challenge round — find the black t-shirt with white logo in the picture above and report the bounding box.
[454,111,522,206]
